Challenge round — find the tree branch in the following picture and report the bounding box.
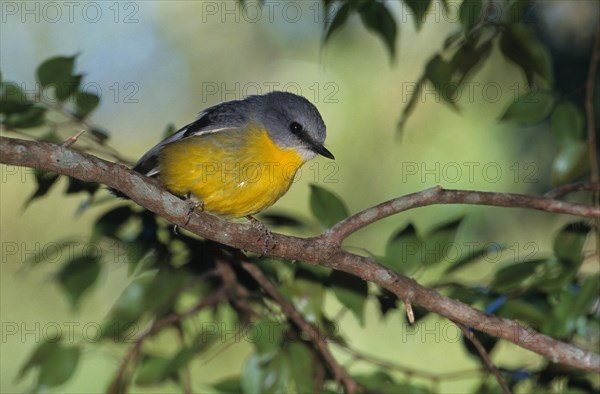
[2,136,599,374]
[106,289,227,394]
[323,186,600,245]
[240,260,358,394]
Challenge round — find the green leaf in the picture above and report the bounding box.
[102,275,153,339]
[37,56,77,87]
[330,270,368,325]
[258,212,306,229]
[550,101,584,147]
[450,40,492,79]
[18,340,61,380]
[358,0,397,59]
[90,127,110,143]
[497,298,550,327]
[135,355,174,386]
[551,142,589,186]
[25,170,60,207]
[444,245,489,273]
[56,255,101,308]
[553,222,591,267]
[403,0,432,30]
[425,55,457,106]
[491,260,545,292]
[213,377,242,393]
[384,223,422,274]
[324,1,352,43]
[290,270,324,324]
[546,275,600,338]
[37,56,81,102]
[37,345,80,389]
[284,342,317,393]
[56,74,82,102]
[500,90,555,125]
[93,205,135,240]
[253,318,285,356]
[75,91,100,119]
[3,105,46,129]
[422,218,462,266]
[66,178,100,195]
[459,0,482,33]
[309,184,349,228]
[0,82,33,114]
[241,352,291,394]
[354,370,431,394]
[499,23,554,85]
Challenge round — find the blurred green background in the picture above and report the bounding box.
[1,1,597,393]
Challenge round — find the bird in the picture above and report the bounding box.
[113,91,334,219]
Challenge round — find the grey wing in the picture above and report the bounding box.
[132,112,229,177]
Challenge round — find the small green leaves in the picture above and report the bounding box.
[553,222,590,267]
[403,0,432,30]
[384,220,462,274]
[550,101,584,147]
[0,82,32,114]
[37,56,76,87]
[551,142,589,186]
[548,101,588,185]
[37,55,82,101]
[491,260,545,293]
[330,270,368,325]
[323,0,397,60]
[3,105,46,129]
[309,184,349,228]
[358,1,397,60]
[459,0,482,33]
[289,269,325,324]
[500,90,555,125]
[18,341,80,391]
[102,275,154,339]
[56,255,101,308]
[499,23,553,85]
[242,352,291,394]
[75,91,100,119]
[544,275,600,338]
[25,170,60,207]
[324,1,352,43]
[384,223,421,274]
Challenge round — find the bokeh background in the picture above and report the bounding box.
[1,1,598,393]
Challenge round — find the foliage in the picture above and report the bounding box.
[1,0,598,393]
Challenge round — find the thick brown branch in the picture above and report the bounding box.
[240,260,358,394]
[2,136,599,374]
[324,186,600,244]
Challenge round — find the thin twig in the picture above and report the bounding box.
[240,260,358,394]
[337,344,484,382]
[106,289,227,394]
[456,323,511,394]
[544,182,600,199]
[585,20,600,184]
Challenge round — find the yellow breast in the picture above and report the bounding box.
[158,127,306,217]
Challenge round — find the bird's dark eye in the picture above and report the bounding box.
[289,122,303,134]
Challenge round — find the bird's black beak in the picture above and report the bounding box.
[311,143,335,159]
